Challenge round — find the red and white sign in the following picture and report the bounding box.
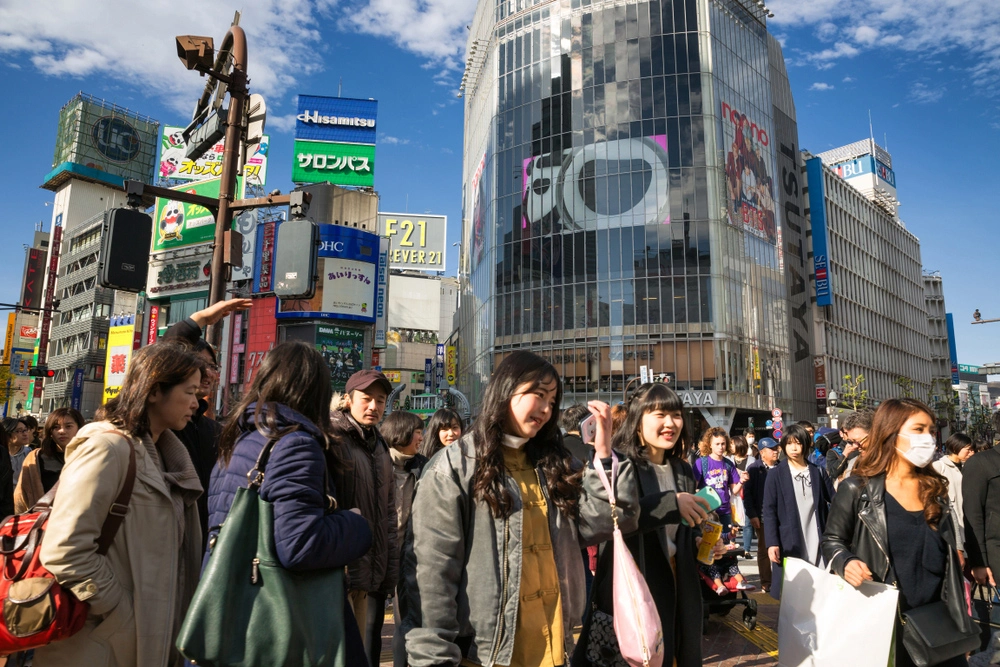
[19,326,37,340]
[771,408,782,418]
[816,386,827,400]
[147,306,160,346]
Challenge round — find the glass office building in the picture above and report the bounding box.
[456,0,811,428]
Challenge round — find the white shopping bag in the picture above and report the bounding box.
[777,557,898,667]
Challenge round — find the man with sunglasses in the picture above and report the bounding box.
[825,409,873,489]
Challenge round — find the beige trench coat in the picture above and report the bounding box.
[34,422,203,667]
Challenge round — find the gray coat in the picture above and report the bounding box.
[400,436,639,667]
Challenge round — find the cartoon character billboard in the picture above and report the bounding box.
[151,176,245,251]
[721,101,777,244]
[159,125,268,185]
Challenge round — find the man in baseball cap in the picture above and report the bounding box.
[329,368,396,663]
[745,437,780,589]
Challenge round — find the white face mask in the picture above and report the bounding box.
[746,437,755,445]
[897,432,936,468]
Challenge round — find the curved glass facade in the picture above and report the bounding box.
[457,0,801,424]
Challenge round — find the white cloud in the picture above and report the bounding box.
[853,25,879,45]
[0,1,335,116]
[809,42,861,62]
[267,114,298,133]
[768,0,1000,88]
[843,76,855,83]
[341,0,477,81]
[810,82,835,91]
[380,135,411,145]
[910,82,945,103]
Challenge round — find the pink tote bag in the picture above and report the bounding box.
[594,451,665,667]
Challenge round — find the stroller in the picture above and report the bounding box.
[697,546,759,632]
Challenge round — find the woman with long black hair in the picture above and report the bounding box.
[418,407,463,460]
[401,350,634,667]
[823,399,976,667]
[573,383,712,667]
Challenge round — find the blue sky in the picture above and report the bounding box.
[0,0,997,369]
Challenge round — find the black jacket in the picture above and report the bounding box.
[825,446,859,481]
[962,446,1000,570]
[173,398,221,542]
[744,458,771,520]
[572,458,703,667]
[762,460,833,561]
[562,433,590,464]
[822,474,973,634]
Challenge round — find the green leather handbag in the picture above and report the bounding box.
[176,432,348,667]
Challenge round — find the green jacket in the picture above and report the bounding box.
[400,436,640,667]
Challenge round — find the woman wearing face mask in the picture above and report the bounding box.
[762,424,834,568]
[823,399,974,667]
[14,407,86,512]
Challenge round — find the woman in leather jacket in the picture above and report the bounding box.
[822,399,974,667]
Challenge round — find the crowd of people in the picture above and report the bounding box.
[0,300,990,667]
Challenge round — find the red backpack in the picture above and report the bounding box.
[0,431,136,654]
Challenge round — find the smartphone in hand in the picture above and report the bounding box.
[580,415,597,444]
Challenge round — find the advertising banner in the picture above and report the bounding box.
[435,343,445,390]
[103,324,135,404]
[70,368,85,411]
[806,157,833,307]
[252,219,281,294]
[147,305,159,345]
[36,219,62,378]
[446,346,457,385]
[152,176,244,252]
[49,94,160,188]
[423,359,433,394]
[146,246,213,299]
[2,314,15,365]
[316,324,365,392]
[159,125,268,185]
[379,213,447,272]
[374,237,389,348]
[722,101,777,245]
[295,95,377,145]
[18,326,37,349]
[277,225,379,322]
[292,139,375,187]
[21,249,43,311]
[383,370,402,384]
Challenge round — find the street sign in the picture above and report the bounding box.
[816,387,827,400]
[771,408,782,418]
[773,430,783,439]
[772,420,783,432]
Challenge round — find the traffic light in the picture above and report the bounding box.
[28,366,54,378]
[273,218,318,299]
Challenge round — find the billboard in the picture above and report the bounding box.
[806,157,834,307]
[146,245,213,299]
[379,213,447,272]
[151,176,244,252]
[316,324,365,392]
[292,140,375,187]
[520,136,670,233]
[296,96,377,145]
[831,155,897,189]
[159,125,269,185]
[374,237,389,348]
[47,93,159,188]
[2,314,15,365]
[21,248,44,311]
[446,345,457,385]
[252,219,281,294]
[277,225,379,322]
[103,324,135,404]
[722,101,777,245]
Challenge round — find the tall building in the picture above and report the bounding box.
[922,271,952,391]
[805,145,932,414]
[455,0,809,429]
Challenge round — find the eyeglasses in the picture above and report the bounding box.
[12,428,28,435]
[842,436,868,447]
[205,364,221,374]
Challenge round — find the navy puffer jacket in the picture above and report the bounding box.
[205,402,372,570]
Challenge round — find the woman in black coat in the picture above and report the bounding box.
[572,384,713,667]
[762,424,834,567]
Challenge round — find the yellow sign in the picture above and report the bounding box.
[383,370,402,384]
[2,314,15,365]
[102,325,135,404]
[445,346,457,385]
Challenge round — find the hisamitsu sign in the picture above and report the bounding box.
[378,213,447,272]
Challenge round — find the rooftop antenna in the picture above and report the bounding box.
[884,132,889,152]
[338,78,343,97]
[868,109,875,152]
